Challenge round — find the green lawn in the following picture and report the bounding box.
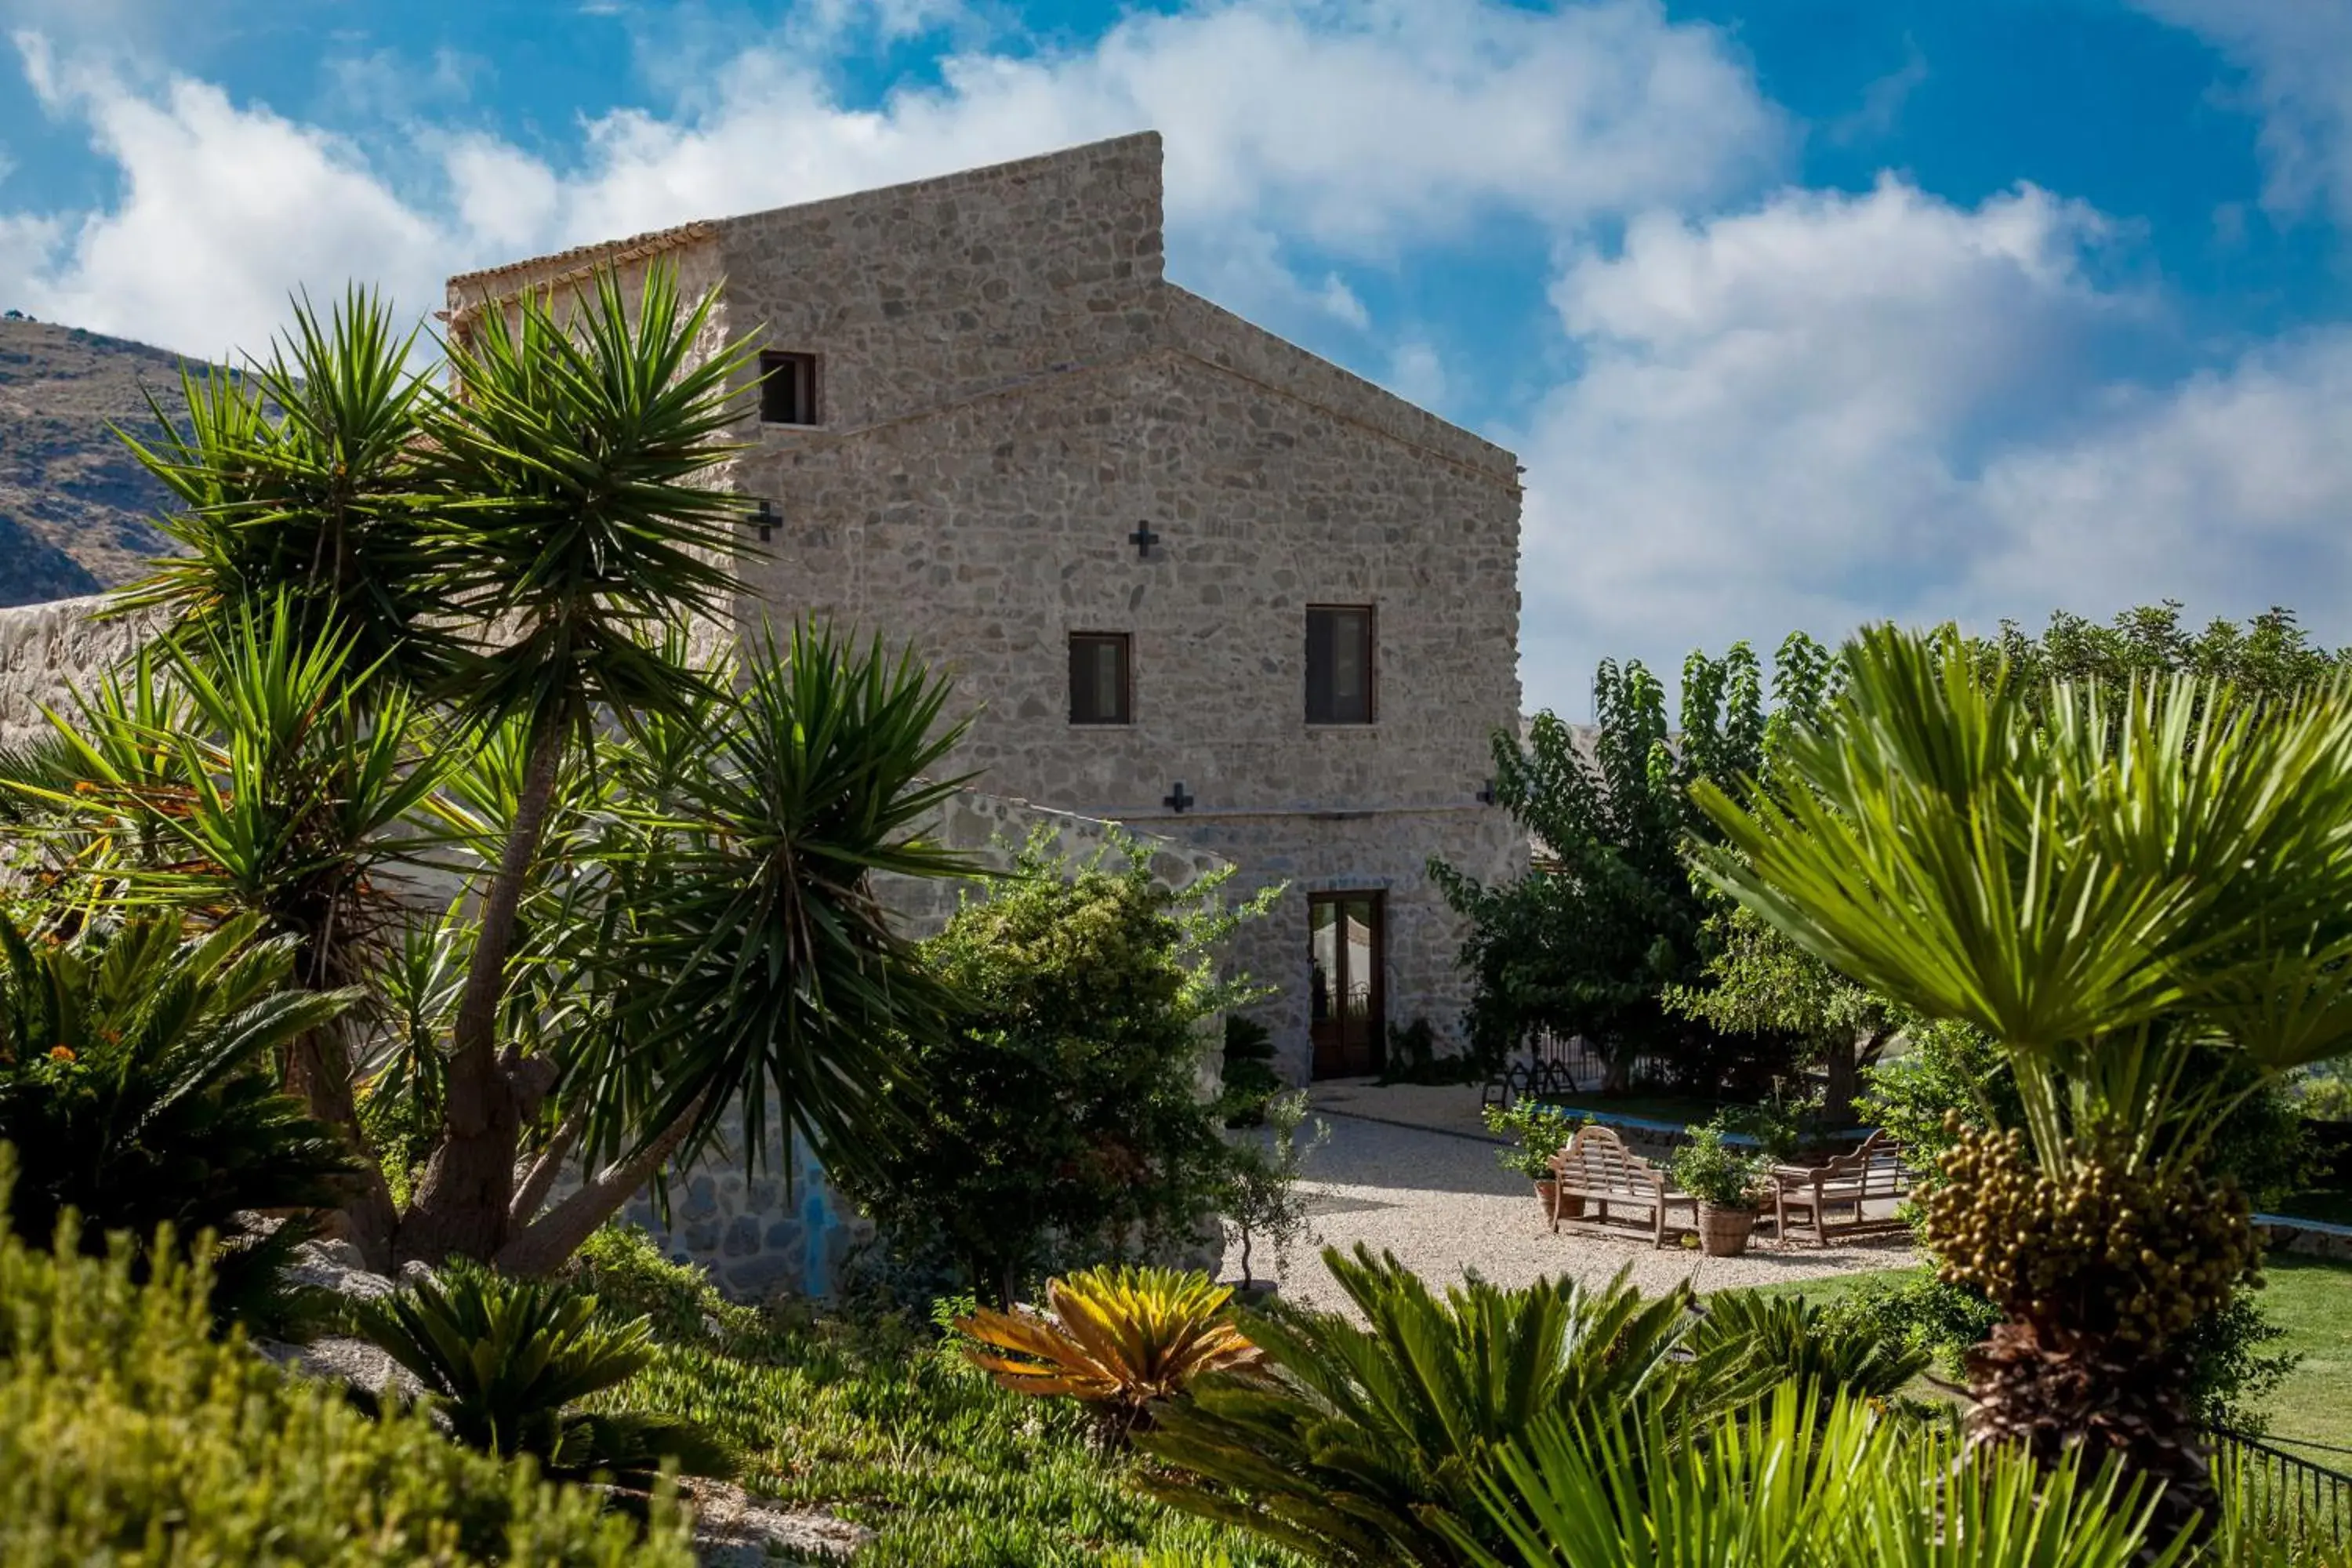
[1740,1254,2352,1459]
[572,1229,1299,1568]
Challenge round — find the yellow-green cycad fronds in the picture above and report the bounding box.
[957,1265,1260,1430]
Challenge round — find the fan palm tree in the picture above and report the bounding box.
[1690,625,2352,1539]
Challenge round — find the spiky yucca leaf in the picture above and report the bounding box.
[958,1265,1259,1432]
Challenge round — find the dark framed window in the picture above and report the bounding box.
[759,350,820,425]
[1305,605,1375,724]
[1069,633,1133,724]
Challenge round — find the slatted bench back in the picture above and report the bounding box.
[1818,1131,1913,1199]
[1549,1126,1664,1197]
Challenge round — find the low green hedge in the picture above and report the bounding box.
[0,1205,695,1566]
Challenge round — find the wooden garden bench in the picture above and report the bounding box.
[1546,1124,1694,1247]
[1769,1129,1916,1247]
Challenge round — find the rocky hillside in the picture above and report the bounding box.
[0,316,191,605]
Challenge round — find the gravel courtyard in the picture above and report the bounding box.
[1221,1098,1918,1313]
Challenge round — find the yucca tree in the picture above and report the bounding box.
[111,286,450,689]
[496,623,975,1276]
[1690,626,2352,1538]
[27,268,972,1276]
[396,265,760,1264]
[11,597,450,1259]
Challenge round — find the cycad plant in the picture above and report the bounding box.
[956,1265,1261,1443]
[0,911,357,1327]
[1688,1290,1931,1412]
[1691,626,2352,1538]
[353,1261,735,1490]
[1136,1245,1759,1567]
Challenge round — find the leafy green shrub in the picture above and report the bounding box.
[2293,1067,2352,1124]
[0,912,357,1330]
[1481,1100,1584,1181]
[1817,1269,2003,1381]
[1377,1017,1480,1086]
[1218,1014,1283,1128]
[354,1261,735,1489]
[567,1222,774,1350]
[834,833,1273,1305]
[1138,1245,1762,1567]
[1668,1119,1766,1210]
[1220,1090,1327,1286]
[0,1156,692,1566]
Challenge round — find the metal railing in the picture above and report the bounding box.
[2212,1427,2352,1548]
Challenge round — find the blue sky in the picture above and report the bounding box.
[4,0,2351,715]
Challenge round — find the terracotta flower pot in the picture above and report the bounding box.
[1696,1203,1758,1258]
[1534,1178,1558,1215]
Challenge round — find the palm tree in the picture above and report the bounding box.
[394,264,757,1263]
[112,286,449,691]
[1690,625,2352,1538]
[24,268,972,1276]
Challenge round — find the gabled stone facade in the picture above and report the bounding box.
[448,132,1527,1083]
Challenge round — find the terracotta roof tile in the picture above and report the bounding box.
[445,220,720,293]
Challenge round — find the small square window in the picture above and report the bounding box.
[1306,606,1375,724]
[1069,633,1132,725]
[759,351,819,425]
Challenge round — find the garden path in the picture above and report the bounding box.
[1224,1085,1917,1312]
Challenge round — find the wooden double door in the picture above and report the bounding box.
[1309,891,1385,1079]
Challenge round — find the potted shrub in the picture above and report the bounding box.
[1671,1119,1769,1257]
[1482,1102,1587,1217]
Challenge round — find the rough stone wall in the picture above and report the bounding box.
[732,342,1526,1081]
[0,593,165,748]
[712,134,1164,435]
[436,135,1527,1087]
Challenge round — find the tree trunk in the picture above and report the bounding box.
[1602,1050,1633,1094]
[493,1091,710,1278]
[508,1111,586,1229]
[1965,1320,2213,1552]
[395,720,566,1265]
[284,1023,401,1272]
[1821,1033,1860,1127]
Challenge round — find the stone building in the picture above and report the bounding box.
[445,132,1526,1084]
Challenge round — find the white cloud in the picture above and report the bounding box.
[5,38,447,357]
[1512,174,2352,713]
[2,1,1782,358]
[1385,339,1446,408]
[2134,0,2352,227]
